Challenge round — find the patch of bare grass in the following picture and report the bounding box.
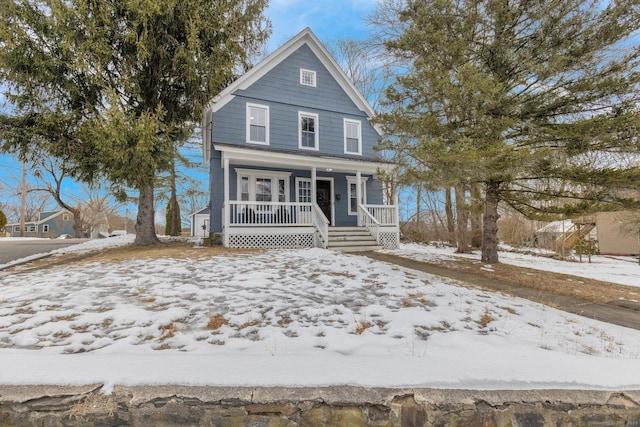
[68,392,118,420]
[239,319,261,329]
[355,319,372,335]
[207,314,228,330]
[159,323,177,340]
[478,308,494,328]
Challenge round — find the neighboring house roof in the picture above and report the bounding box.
[5,210,72,228]
[189,207,210,217]
[39,211,60,221]
[201,27,380,162]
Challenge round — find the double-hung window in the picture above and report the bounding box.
[246,103,269,145]
[299,112,318,150]
[344,119,362,155]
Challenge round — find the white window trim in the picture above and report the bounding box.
[235,168,291,203]
[343,118,362,155]
[346,176,368,216]
[246,103,270,145]
[42,224,49,232]
[300,68,316,87]
[298,111,319,151]
[62,214,69,221]
[295,178,313,204]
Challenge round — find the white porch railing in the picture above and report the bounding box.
[358,204,400,249]
[227,201,314,226]
[358,205,381,241]
[223,201,330,249]
[311,202,329,248]
[362,204,397,226]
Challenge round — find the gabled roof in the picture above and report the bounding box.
[5,210,71,227]
[201,27,378,161]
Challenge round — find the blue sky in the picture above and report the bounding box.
[265,0,376,48]
[0,0,379,221]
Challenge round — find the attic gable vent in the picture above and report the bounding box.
[300,69,316,87]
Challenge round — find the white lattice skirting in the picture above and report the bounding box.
[227,232,315,249]
[378,231,400,249]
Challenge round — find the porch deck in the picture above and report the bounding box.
[222,201,399,250]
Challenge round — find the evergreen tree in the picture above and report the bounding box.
[374,0,640,262]
[0,0,271,245]
[0,210,7,232]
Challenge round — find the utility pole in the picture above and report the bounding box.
[19,161,26,237]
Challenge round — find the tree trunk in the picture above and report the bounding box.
[169,188,180,236]
[70,207,83,238]
[135,183,160,245]
[444,187,455,244]
[454,184,470,253]
[469,184,483,248]
[416,182,421,225]
[481,180,501,263]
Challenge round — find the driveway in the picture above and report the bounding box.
[0,239,89,265]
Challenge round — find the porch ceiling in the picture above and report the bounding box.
[214,143,394,175]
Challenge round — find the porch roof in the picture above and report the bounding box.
[214,142,394,175]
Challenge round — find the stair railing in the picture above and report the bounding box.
[358,204,380,243]
[312,202,329,248]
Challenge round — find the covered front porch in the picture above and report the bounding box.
[213,144,400,250]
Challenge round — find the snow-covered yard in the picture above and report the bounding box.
[0,237,639,391]
[386,243,640,288]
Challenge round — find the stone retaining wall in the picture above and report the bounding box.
[1,385,639,426]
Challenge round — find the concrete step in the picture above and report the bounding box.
[328,232,372,239]
[328,227,368,232]
[328,239,378,247]
[330,245,383,252]
[326,226,379,252]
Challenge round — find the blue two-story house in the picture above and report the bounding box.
[201,28,399,251]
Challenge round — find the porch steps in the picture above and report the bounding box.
[327,227,382,252]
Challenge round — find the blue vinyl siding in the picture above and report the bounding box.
[211,45,379,158]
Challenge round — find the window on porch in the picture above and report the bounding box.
[347,176,367,216]
[236,169,290,203]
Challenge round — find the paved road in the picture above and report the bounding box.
[0,239,89,265]
[365,251,640,331]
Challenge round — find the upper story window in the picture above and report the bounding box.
[300,69,316,87]
[62,213,69,221]
[344,119,362,155]
[299,112,319,150]
[246,103,269,145]
[42,224,49,232]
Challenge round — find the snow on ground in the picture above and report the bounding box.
[1,242,639,390]
[386,243,640,288]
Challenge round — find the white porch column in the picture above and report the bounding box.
[394,185,400,226]
[356,170,362,226]
[223,157,230,246]
[311,167,317,203]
